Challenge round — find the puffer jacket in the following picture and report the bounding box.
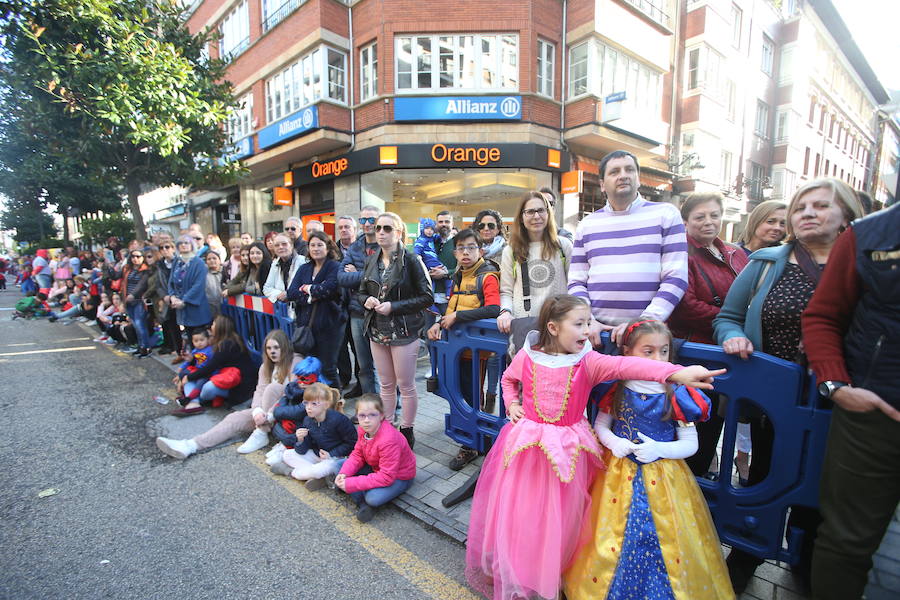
[339,422,417,493]
[357,244,433,345]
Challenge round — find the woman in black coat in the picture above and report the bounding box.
[286,230,346,386]
[358,212,433,448]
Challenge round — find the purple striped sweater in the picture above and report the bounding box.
[567,196,688,325]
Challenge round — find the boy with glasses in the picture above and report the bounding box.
[427,229,501,470]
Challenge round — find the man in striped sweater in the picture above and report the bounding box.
[568,150,688,345]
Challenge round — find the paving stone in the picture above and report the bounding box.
[755,561,807,594]
[420,490,447,510]
[743,577,775,599]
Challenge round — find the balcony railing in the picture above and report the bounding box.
[262,0,304,33]
[623,0,671,29]
[221,37,250,63]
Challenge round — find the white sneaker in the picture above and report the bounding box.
[156,437,197,460]
[237,429,269,454]
[76,316,88,322]
[93,336,109,342]
[265,442,284,459]
[85,320,97,327]
[265,445,285,466]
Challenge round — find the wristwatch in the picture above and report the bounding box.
[817,380,849,398]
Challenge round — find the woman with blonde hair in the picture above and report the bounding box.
[358,211,433,449]
[738,199,787,256]
[714,178,863,592]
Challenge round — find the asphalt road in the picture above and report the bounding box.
[0,289,474,600]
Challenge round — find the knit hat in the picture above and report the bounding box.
[419,217,436,235]
[292,356,330,386]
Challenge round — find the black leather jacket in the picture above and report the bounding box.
[358,244,433,345]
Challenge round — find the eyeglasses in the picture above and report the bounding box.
[357,412,382,421]
[374,224,394,233]
[476,222,497,230]
[359,217,376,224]
[284,226,298,231]
[455,245,480,253]
[193,237,203,241]
[160,245,173,250]
[302,399,323,407]
[523,207,548,217]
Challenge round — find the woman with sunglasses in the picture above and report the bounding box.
[285,231,345,385]
[117,248,153,357]
[156,238,183,358]
[358,212,434,449]
[473,209,506,262]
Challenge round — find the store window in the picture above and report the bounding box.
[395,34,518,93]
[360,42,377,101]
[219,1,250,62]
[364,168,550,229]
[265,45,347,124]
[298,180,335,214]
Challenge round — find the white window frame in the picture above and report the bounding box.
[262,0,303,33]
[755,100,770,138]
[775,108,790,142]
[537,39,555,98]
[394,34,519,93]
[685,44,723,97]
[568,42,589,98]
[568,39,662,120]
[228,92,254,143]
[761,34,775,76]
[218,0,250,62]
[725,79,736,122]
[360,42,377,102]
[264,45,347,125]
[778,45,795,85]
[731,4,742,49]
[721,150,733,187]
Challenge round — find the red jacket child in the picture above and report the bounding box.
[340,421,417,494]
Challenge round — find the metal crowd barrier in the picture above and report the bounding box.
[221,294,294,353]
[428,319,829,566]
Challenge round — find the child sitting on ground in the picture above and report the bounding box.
[174,329,215,404]
[266,357,329,470]
[13,292,49,319]
[414,217,452,303]
[335,394,417,523]
[272,382,357,490]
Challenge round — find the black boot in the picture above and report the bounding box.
[399,426,415,450]
[482,393,496,414]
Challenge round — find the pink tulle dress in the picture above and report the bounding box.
[465,332,680,600]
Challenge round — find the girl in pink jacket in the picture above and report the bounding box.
[335,394,417,523]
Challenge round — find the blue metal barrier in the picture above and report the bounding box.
[220,295,294,353]
[428,319,829,565]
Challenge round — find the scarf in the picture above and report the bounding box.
[791,240,824,285]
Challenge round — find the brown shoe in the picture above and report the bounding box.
[449,446,479,471]
[171,405,205,417]
[305,478,327,491]
[170,356,182,365]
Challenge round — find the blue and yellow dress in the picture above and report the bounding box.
[564,382,733,600]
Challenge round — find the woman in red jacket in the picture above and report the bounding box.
[669,191,749,480]
[335,394,417,523]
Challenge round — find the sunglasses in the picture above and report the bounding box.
[476,222,497,230]
[374,224,394,233]
[160,245,174,250]
[131,254,143,258]
[284,226,298,231]
[193,237,203,241]
[359,217,376,224]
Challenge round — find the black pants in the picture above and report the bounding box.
[685,391,725,477]
[337,318,356,387]
[161,310,182,353]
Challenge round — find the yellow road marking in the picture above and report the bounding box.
[2,338,89,347]
[242,451,477,600]
[0,346,96,357]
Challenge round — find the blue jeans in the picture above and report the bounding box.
[350,316,377,394]
[53,305,82,320]
[486,353,500,397]
[126,302,151,349]
[183,378,209,399]
[199,381,230,404]
[35,274,52,290]
[349,471,413,507]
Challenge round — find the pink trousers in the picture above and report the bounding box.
[193,382,285,450]
[369,339,419,428]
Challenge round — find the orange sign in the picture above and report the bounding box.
[547,149,561,169]
[283,171,293,187]
[430,143,500,166]
[561,170,583,194]
[379,146,398,165]
[273,186,293,206]
[311,157,349,178]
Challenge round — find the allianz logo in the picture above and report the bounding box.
[445,97,520,117]
[278,108,315,136]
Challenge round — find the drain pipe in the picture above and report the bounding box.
[559,0,569,156]
[347,1,355,155]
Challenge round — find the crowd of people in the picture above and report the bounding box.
[6,147,897,600]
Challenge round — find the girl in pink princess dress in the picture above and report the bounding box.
[465,294,725,600]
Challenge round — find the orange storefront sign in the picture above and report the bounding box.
[311,157,349,178]
[273,187,293,206]
[561,170,583,194]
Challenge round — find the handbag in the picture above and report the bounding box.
[291,302,319,356]
[508,316,538,356]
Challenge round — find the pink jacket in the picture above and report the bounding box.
[340,422,416,493]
